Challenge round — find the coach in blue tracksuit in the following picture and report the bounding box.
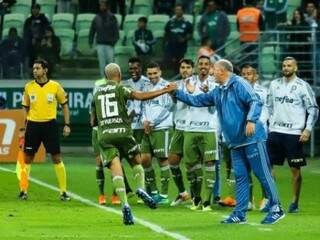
[173,59,285,224]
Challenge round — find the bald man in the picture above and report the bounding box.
[172,59,285,224]
[91,63,175,225]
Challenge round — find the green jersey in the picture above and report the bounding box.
[92,80,133,140]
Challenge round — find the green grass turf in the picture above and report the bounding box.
[1,154,320,240]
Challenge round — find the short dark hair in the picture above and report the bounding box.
[128,57,141,65]
[31,3,41,10]
[8,27,18,35]
[146,61,160,69]
[138,16,148,23]
[179,58,194,67]
[34,59,49,70]
[197,55,210,62]
[175,3,184,10]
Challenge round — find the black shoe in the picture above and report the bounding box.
[18,191,28,200]
[60,192,71,201]
[136,188,157,209]
[122,205,134,225]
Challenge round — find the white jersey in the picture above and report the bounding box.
[122,75,149,130]
[173,79,189,131]
[142,78,174,130]
[184,75,218,132]
[267,77,319,135]
[253,83,269,131]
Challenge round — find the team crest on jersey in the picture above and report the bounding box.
[290,85,297,93]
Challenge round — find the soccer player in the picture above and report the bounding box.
[20,59,71,201]
[91,78,132,205]
[241,64,269,210]
[181,55,219,211]
[172,59,285,224]
[141,61,174,204]
[91,63,175,225]
[267,57,319,213]
[169,58,194,206]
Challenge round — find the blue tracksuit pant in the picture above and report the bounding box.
[230,141,280,217]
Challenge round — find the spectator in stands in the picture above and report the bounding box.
[109,0,126,27]
[154,0,176,16]
[89,0,119,78]
[287,8,312,81]
[23,4,50,68]
[164,4,193,72]
[176,0,195,14]
[57,0,72,13]
[37,26,61,77]
[0,27,25,78]
[198,0,230,56]
[197,37,221,63]
[263,0,287,29]
[132,17,155,67]
[78,0,99,13]
[304,0,317,26]
[236,0,264,67]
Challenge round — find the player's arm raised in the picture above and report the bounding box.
[131,82,177,100]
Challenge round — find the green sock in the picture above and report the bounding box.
[203,164,215,203]
[194,164,203,200]
[186,168,196,198]
[132,164,145,190]
[144,166,157,193]
[96,165,105,195]
[160,165,170,196]
[170,164,185,194]
[112,176,128,207]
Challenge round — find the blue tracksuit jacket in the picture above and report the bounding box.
[175,74,266,148]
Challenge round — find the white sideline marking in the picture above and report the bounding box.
[0,166,190,240]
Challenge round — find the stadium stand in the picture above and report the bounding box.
[52,13,74,30]
[36,0,56,21]
[75,13,95,33]
[10,0,32,16]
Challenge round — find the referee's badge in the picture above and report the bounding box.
[30,95,36,102]
[47,94,54,103]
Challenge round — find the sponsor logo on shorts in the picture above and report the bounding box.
[154,148,165,153]
[290,158,303,163]
[102,128,126,134]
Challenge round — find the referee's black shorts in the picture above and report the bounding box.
[24,120,60,155]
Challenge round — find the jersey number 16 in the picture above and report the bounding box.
[98,93,119,118]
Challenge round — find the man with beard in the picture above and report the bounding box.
[181,55,219,211]
[169,58,194,206]
[267,57,319,213]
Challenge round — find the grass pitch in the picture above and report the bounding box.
[1,154,320,240]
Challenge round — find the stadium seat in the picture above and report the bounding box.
[125,30,135,46]
[114,13,122,27]
[52,13,74,29]
[184,14,193,25]
[152,30,165,58]
[10,0,32,16]
[133,0,152,16]
[2,13,26,34]
[55,28,75,57]
[260,46,277,75]
[148,14,169,32]
[114,46,135,73]
[76,13,95,33]
[225,31,240,55]
[36,0,56,21]
[76,29,96,56]
[115,30,125,46]
[123,14,143,34]
[228,15,237,32]
[185,46,199,62]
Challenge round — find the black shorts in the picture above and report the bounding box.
[24,120,60,155]
[267,132,306,168]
